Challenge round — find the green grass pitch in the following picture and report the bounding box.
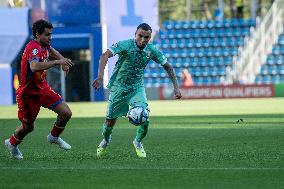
[0,98,284,188]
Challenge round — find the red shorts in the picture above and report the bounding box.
[16,87,63,124]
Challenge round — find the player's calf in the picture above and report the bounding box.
[55,112,72,128]
[49,110,72,136]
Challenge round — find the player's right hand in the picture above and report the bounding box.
[92,77,103,90]
[174,88,182,99]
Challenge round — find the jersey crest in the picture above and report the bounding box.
[32,48,39,55]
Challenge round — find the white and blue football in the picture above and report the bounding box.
[127,106,149,126]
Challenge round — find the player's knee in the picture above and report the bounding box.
[105,119,116,127]
[60,109,72,120]
[65,110,72,119]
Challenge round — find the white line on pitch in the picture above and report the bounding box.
[0,167,283,170]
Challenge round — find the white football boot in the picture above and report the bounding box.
[47,134,71,150]
[4,139,23,160]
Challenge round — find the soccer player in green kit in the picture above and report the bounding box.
[93,23,182,158]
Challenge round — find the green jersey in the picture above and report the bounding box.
[108,39,167,90]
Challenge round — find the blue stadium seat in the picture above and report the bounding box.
[171,48,180,58]
[194,77,203,85]
[148,61,156,69]
[205,20,214,28]
[278,36,284,45]
[176,38,185,48]
[278,65,284,74]
[173,21,181,29]
[163,48,171,58]
[223,19,231,27]
[247,19,256,27]
[236,39,244,46]
[159,30,167,39]
[167,30,176,38]
[217,67,226,76]
[212,77,220,85]
[164,20,174,29]
[160,77,170,86]
[272,46,280,55]
[241,28,250,36]
[181,21,189,29]
[159,71,167,78]
[189,20,196,29]
[175,29,184,38]
[272,75,280,83]
[262,75,272,84]
[224,57,233,66]
[255,75,263,84]
[238,19,245,27]
[206,59,214,67]
[260,65,269,75]
[192,67,202,76]
[197,20,205,28]
[268,65,278,75]
[280,46,284,54]
[194,38,202,47]
[214,20,223,28]
[280,74,284,82]
[230,18,239,27]
[266,55,274,65]
[276,56,284,64]
[209,67,218,76]
[203,76,212,85]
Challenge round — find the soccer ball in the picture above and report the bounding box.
[127,106,149,126]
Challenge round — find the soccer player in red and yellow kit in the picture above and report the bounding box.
[4,19,74,160]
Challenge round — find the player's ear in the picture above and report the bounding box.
[35,32,40,39]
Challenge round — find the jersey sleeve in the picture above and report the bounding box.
[108,40,130,56]
[151,45,167,65]
[27,45,41,64]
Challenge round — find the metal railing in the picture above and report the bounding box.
[226,0,284,84]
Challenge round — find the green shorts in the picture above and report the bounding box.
[106,87,148,119]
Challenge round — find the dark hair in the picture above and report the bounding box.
[32,19,53,38]
[136,23,152,33]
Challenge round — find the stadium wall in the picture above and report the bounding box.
[0,8,29,105]
[104,84,284,100]
[159,84,284,99]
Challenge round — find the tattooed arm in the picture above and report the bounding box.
[162,62,182,99]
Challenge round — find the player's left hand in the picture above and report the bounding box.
[92,77,103,90]
[174,88,182,99]
[62,64,70,76]
[61,60,74,76]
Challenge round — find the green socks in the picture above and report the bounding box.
[135,121,149,142]
[102,124,113,142]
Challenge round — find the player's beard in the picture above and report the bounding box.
[41,40,50,47]
[137,43,146,49]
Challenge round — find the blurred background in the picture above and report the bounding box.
[0,0,284,105]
